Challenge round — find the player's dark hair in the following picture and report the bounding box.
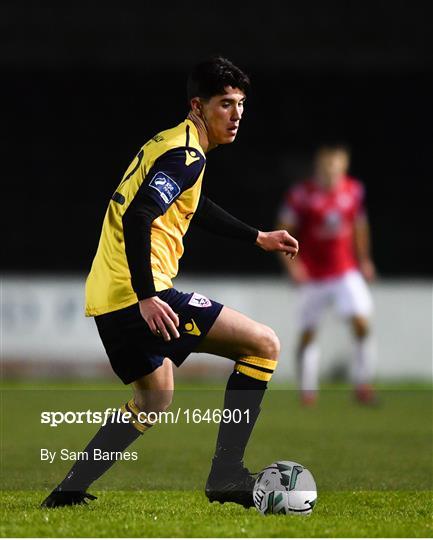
[187,56,250,102]
[316,142,351,158]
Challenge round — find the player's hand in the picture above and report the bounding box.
[359,259,376,282]
[139,297,180,341]
[256,230,299,259]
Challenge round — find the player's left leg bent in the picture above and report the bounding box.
[335,271,377,403]
[194,306,280,507]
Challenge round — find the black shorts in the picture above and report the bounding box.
[94,288,224,384]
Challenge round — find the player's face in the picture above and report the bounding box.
[200,87,246,146]
[316,151,349,185]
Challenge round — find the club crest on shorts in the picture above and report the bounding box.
[188,292,212,308]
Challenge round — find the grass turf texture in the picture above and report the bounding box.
[1,381,432,537]
[2,490,432,538]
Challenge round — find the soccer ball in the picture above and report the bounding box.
[253,460,317,515]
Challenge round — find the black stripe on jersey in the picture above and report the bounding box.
[185,124,190,147]
[120,149,144,188]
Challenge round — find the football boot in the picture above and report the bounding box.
[205,460,256,508]
[41,488,97,508]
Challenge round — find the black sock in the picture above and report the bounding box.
[212,370,267,469]
[58,416,142,492]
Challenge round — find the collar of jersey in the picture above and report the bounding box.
[185,119,204,153]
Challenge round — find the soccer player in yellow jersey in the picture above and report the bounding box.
[42,56,299,509]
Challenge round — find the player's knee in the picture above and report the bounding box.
[299,329,316,349]
[157,390,174,412]
[236,325,280,382]
[256,325,280,360]
[351,317,370,339]
[267,327,281,359]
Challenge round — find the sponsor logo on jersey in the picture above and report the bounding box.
[149,172,181,204]
[323,210,342,230]
[188,292,212,308]
[185,149,201,166]
[184,319,201,336]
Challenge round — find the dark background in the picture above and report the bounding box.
[4,0,432,277]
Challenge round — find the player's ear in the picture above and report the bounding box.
[190,97,202,116]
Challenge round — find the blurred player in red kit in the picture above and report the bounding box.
[277,144,377,405]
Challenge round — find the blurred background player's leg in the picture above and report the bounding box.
[296,281,330,405]
[350,315,377,404]
[336,271,376,404]
[297,329,320,406]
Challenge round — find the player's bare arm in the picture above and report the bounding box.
[354,215,376,281]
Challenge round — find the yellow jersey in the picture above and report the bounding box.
[85,119,206,316]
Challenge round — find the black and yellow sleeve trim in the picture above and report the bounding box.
[234,355,278,382]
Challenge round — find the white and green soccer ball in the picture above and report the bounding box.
[253,460,317,516]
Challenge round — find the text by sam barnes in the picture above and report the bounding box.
[40,448,138,463]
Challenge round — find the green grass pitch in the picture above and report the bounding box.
[1,380,432,537]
